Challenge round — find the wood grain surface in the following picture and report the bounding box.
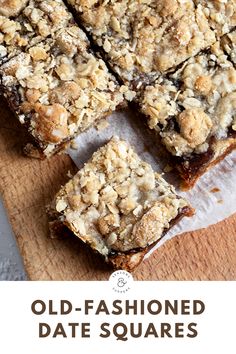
[0,99,236,280]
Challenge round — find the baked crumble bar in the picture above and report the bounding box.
[48,137,193,271]
[67,0,216,87]
[0,27,129,157]
[139,40,236,189]
[0,0,74,64]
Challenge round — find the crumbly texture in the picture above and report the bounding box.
[0,0,74,63]
[49,137,193,270]
[67,0,216,86]
[221,30,236,65]
[139,39,236,187]
[0,27,128,157]
[193,0,236,37]
[140,41,236,156]
[0,0,28,17]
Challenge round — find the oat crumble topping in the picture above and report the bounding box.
[221,30,236,65]
[0,0,74,63]
[0,0,235,186]
[193,0,236,37]
[140,39,236,157]
[67,0,217,86]
[52,137,190,256]
[0,0,29,17]
[0,26,129,156]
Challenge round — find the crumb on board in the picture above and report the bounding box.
[217,199,224,204]
[211,187,221,193]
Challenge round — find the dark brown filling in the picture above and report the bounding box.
[174,129,236,185]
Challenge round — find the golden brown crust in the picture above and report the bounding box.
[194,75,212,95]
[177,108,213,148]
[33,103,69,144]
[0,0,28,17]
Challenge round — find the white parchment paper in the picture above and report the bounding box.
[68,109,236,256]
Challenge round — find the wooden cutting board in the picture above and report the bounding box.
[0,99,236,280]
